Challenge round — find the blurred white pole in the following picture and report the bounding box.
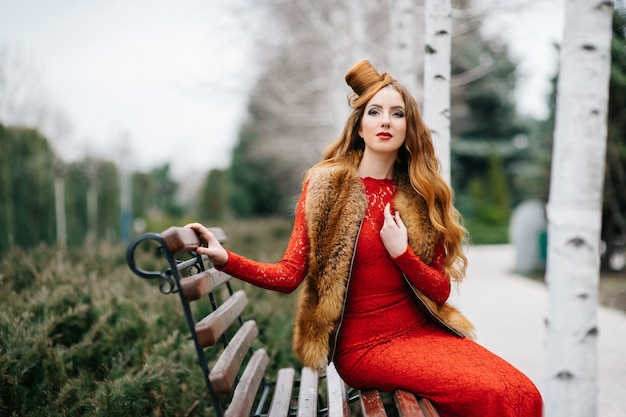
[389,0,420,97]
[119,133,132,242]
[423,0,452,185]
[86,159,98,245]
[54,171,66,249]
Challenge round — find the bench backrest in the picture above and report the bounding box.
[127,226,279,416]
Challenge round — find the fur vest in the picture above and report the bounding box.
[292,156,475,371]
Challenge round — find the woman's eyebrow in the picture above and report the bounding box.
[367,103,405,110]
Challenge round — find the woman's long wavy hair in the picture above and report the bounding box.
[317,78,468,283]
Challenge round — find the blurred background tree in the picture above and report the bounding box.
[224,0,532,244]
[602,10,626,270]
[198,168,230,221]
[65,158,120,246]
[0,126,57,251]
[0,1,624,259]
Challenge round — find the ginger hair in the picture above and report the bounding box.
[317,60,468,282]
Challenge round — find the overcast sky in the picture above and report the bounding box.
[0,0,565,179]
[481,0,564,118]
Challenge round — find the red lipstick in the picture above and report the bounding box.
[377,132,393,140]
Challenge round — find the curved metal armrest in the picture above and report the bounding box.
[126,226,224,295]
[126,233,167,280]
[127,232,184,294]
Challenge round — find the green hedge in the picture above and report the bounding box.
[0,218,297,417]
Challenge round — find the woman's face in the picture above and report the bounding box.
[358,85,406,156]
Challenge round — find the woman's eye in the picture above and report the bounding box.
[393,111,405,118]
[368,109,380,116]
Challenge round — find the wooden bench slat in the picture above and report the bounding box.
[209,320,259,395]
[418,398,441,417]
[224,348,269,417]
[195,290,248,348]
[297,367,319,417]
[161,226,227,254]
[359,390,386,417]
[393,390,425,417]
[268,367,296,417]
[180,268,231,301]
[161,226,200,253]
[208,227,227,243]
[327,363,350,417]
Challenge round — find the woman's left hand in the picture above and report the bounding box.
[184,222,229,267]
[380,203,408,258]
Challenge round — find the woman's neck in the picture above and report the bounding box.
[357,150,395,179]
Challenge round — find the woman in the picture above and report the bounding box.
[187,60,543,416]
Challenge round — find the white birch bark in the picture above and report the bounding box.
[545,1,614,416]
[423,0,452,185]
[388,0,420,97]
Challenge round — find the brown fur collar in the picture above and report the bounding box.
[292,156,474,370]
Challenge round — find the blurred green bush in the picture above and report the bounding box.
[0,217,296,417]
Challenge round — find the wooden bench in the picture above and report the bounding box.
[126,226,441,417]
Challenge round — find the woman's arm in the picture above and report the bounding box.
[188,192,309,294]
[392,242,451,305]
[378,203,450,304]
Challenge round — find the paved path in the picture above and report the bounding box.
[449,245,626,417]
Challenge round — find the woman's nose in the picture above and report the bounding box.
[381,113,390,127]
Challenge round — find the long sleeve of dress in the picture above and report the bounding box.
[392,242,450,305]
[218,192,309,294]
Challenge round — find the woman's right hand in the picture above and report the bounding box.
[185,222,229,267]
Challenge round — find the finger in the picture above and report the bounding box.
[185,222,205,230]
[383,203,395,224]
[185,223,213,246]
[185,223,206,237]
[394,211,405,228]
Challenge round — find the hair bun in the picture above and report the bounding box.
[345,60,394,108]
[345,60,382,95]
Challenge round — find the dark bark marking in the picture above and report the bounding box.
[594,1,615,11]
[568,236,587,247]
[585,327,599,338]
[556,371,574,380]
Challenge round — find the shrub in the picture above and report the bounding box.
[0,217,297,416]
[0,243,210,416]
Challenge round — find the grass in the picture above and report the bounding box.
[599,272,626,311]
[0,217,297,417]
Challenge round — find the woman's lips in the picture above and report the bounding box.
[377,132,393,140]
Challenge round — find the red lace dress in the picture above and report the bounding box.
[221,177,543,417]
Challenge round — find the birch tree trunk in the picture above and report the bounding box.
[545,2,614,416]
[388,0,421,97]
[423,0,452,185]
